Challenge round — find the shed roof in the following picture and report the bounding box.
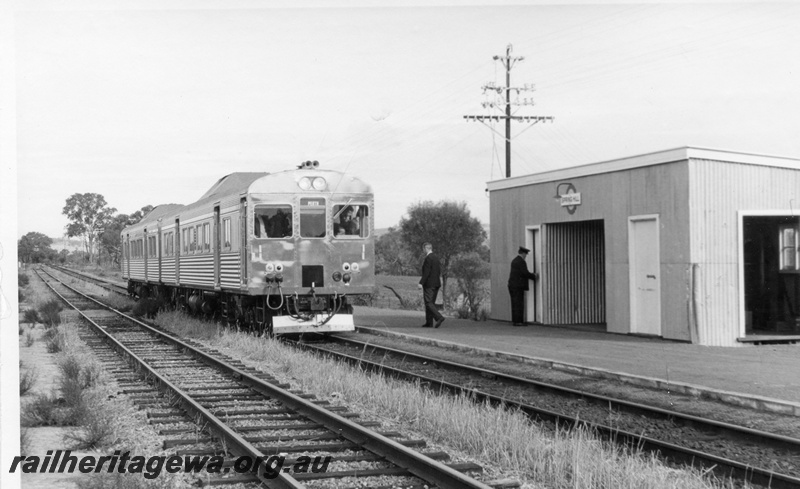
[487,146,800,192]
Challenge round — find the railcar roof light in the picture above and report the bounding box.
[312,177,327,190]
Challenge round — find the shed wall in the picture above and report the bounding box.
[688,159,800,346]
[490,160,692,340]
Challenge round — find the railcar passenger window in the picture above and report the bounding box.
[223,218,232,249]
[203,223,211,252]
[300,198,326,238]
[147,236,157,258]
[181,229,189,254]
[333,204,369,238]
[254,205,293,239]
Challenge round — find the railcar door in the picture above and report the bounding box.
[213,205,221,289]
[239,197,248,287]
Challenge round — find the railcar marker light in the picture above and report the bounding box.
[351,263,359,272]
[312,177,327,190]
[343,273,351,284]
[332,271,342,282]
[342,263,351,272]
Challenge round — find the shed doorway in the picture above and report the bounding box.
[542,220,606,325]
[742,215,800,337]
[628,215,662,336]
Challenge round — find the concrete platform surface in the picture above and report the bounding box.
[352,306,800,415]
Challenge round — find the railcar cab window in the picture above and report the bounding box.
[333,204,369,238]
[300,198,326,238]
[254,205,293,239]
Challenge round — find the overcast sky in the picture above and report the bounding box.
[8,1,800,239]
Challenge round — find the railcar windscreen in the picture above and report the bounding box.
[300,198,326,238]
[254,205,293,239]
[333,204,369,238]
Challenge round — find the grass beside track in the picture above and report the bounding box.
[154,310,747,489]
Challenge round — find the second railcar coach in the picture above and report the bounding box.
[121,160,374,335]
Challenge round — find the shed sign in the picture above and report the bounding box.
[560,192,581,207]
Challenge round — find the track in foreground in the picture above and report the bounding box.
[288,334,800,489]
[37,267,516,488]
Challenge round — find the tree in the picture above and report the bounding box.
[399,200,487,304]
[62,193,117,264]
[18,232,55,263]
[97,206,153,267]
[375,227,417,276]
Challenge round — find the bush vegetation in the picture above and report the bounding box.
[39,299,63,327]
[19,364,38,396]
[23,308,40,324]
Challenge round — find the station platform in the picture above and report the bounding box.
[351,307,800,416]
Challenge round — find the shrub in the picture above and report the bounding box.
[58,356,82,383]
[21,393,62,426]
[19,366,38,395]
[47,334,64,353]
[18,272,29,288]
[41,327,58,342]
[39,300,63,327]
[19,289,25,304]
[64,397,117,450]
[450,252,490,320]
[23,309,40,324]
[25,332,35,347]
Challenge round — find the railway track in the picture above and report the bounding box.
[44,265,800,488]
[34,267,510,488]
[286,335,800,489]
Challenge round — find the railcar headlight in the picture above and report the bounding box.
[351,263,360,272]
[298,177,312,190]
[342,273,351,284]
[332,271,342,282]
[312,177,327,190]
[265,263,275,272]
[342,263,351,272]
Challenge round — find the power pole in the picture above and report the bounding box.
[464,44,553,178]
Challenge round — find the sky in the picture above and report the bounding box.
[7,1,800,240]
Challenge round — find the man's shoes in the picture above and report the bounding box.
[434,318,445,328]
[421,324,432,328]
[512,322,525,327]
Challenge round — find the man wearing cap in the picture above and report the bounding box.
[508,246,538,326]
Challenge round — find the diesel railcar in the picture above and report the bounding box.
[120,161,374,335]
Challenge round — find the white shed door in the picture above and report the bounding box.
[629,216,661,335]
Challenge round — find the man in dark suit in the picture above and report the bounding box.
[508,246,538,326]
[417,242,445,328]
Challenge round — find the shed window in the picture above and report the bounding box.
[779,224,800,272]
